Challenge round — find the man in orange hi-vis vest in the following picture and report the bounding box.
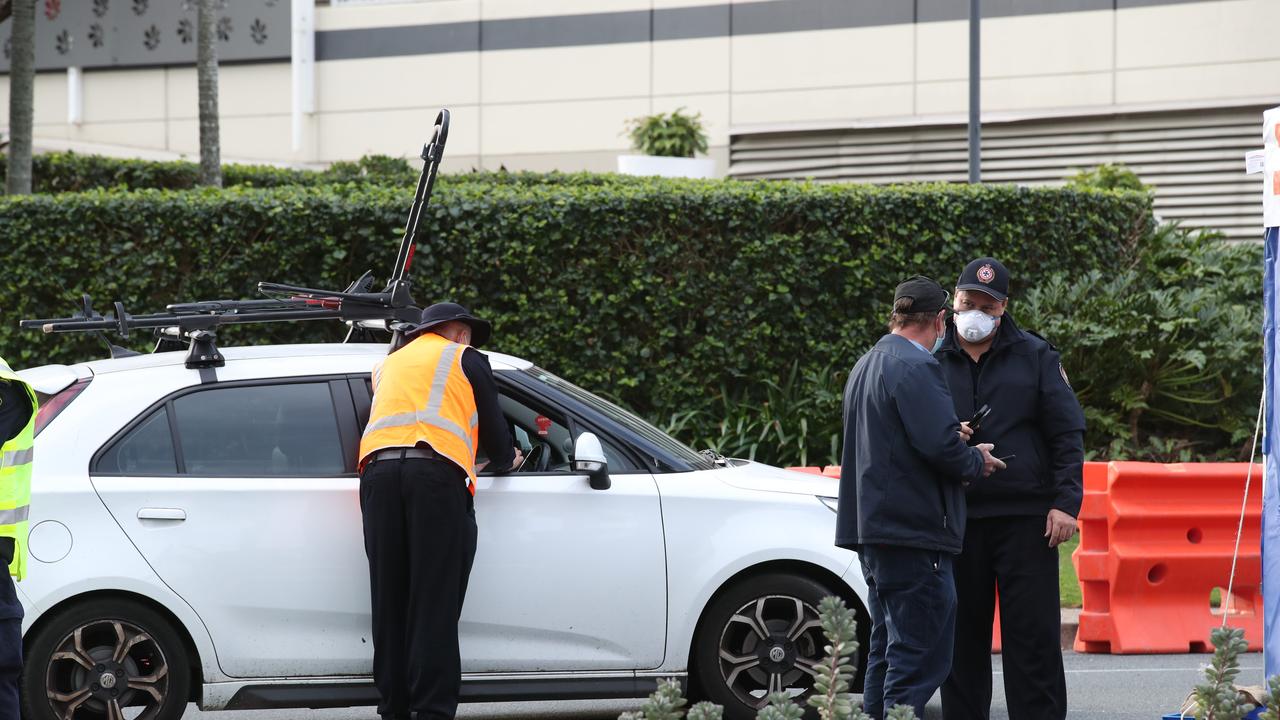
[359,302,522,720]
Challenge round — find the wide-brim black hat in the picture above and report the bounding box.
[406,302,492,348]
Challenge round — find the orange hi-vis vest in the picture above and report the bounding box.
[360,332,480,492]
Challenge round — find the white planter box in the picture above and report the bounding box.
[616,154,716,179]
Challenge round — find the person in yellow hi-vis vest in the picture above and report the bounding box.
[0,356,35,720]
[359,303,522,720]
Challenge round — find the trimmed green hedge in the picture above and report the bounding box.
[0,179,1151,464]
[0,151,660,193]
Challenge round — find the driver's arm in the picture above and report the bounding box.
[461,348,517,473]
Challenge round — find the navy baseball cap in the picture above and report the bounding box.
[956,257,1010,302]
[893,276,949,314]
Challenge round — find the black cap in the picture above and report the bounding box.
[406,302,493,348]
[893,276,949,314]
[956,257,1010,301]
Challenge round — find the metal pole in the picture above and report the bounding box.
[968,0,981,183]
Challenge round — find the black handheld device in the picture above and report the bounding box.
[969,404,992,431]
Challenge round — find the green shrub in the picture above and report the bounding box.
[1066,163,1151,193]
[626,109,709,158]
[1018,223,1261,462]
[0,151,428,193]
[0,179,1149,465]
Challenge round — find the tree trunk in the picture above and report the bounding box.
[196,0,221,187]
[5,0,34,194]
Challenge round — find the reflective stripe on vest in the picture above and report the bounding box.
[0,357,36,582]
[1,448,33,469]
[359,334,481,489]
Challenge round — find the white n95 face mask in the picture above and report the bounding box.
[955,310,998,343]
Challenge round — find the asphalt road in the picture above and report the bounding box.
[181,652,1258,720]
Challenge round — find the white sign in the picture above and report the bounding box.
[1248,150,1267,174]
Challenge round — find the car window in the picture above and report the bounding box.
[172,383,346,477]
[494,394,575,472]
[96,407,177,475]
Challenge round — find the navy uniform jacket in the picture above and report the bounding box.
[836,334,985,554]
[934,314,1086,518]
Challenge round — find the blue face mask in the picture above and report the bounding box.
[932,334,945,353]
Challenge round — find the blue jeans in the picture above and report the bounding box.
[859,545,957,719]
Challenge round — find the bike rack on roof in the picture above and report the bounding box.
[20,109,452,370]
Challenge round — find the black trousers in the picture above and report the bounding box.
[0,568,20,720]
[858,545,957,720]
[941,516,1067,720]
[361,456,477,720]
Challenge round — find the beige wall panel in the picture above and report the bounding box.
[439,154,482,173]
[165,63,293,121]
[1116,0,1278,69]
[916,20,966,83]
[167,119,199,156]
[481,44,650,105]
[1116,59,1280,105]
[480,0,649,21]
[984,72,1112,112]
[317,53,480,113]
[82,69,167,123]
[732,25,915,93]
[915,79,967,116]
[654,0,728,8]
[918,12,1113,84]
[317,105,480,162]
[478,148,621,173]
[482,97,650,155]
[318,0,480,31]
[33,72,69,127]
[166,67,196,119]
[983,11,1113,77]
[652,92,731,147]
[732,84,914,126]
[653,37,730,96]
[31,124,72,142]
[217,115,298,161]
[219,63,294,118]
[69,121,170,151]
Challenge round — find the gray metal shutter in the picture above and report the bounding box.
[729,105,1267,241]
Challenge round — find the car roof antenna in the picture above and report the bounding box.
[18,109,452,369]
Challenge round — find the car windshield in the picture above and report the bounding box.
[524,366,718,471]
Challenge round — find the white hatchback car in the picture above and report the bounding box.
[14,343,867,720]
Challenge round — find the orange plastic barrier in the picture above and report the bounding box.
[1072,462,1263,654]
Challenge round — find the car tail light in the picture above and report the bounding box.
[34,378,91,437]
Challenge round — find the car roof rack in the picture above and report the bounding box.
[20,110,452,370]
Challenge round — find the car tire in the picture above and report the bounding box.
[22,598,191,720]
[692,572,867,720]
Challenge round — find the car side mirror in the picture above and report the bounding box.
[572,432,610,490]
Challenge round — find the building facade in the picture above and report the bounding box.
[0,0,1275,235]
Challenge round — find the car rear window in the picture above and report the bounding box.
[171,383,346,477]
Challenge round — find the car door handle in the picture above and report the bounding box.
[137,508,187,522]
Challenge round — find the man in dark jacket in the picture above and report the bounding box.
[837,276,1005,719]
[936,258,1086,720]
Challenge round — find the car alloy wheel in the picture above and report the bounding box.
[46,618,170,720]
[717,594,824,709]
[24,599,190,720]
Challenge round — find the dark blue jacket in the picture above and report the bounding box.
[934,314,1085,518]
[836,334,985,554]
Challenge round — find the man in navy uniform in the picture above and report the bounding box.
[937,258,1085,720]
[837,276,1005,719]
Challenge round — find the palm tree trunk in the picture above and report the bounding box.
[196,0,222,187]
[5,0,34,194]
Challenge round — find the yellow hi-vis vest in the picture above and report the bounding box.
[0,357,35,581]
[359,333,480,492]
